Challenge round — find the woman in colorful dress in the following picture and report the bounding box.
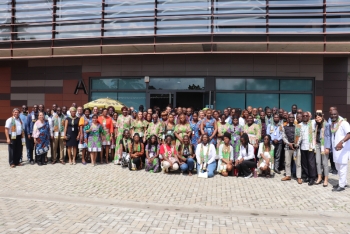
[119,129,132,167]
[114,106,132,165]
[257,134,274,177]
[240,109,249,126]
[189,112,201,150]
[129,133,144,170]
[177,135,195,176]
[213,111,220,122]
[163,113,176,143]
[160,135,179,173]
[227,116,243,162]
[110,112,118,160]
[198,110,205,121]
[64,107,80,165]
[174,114,191,150]
[146,114,163,143]
[33,112,50,166]
[79,108,91,165]
[86,114,104,166]
[200,109,218,145]
[217,132,233,177]
[131,111,147,142]
[98,108,114,164]
[243,115,260,148]
[217,114,230,158]
[145,135,160,173]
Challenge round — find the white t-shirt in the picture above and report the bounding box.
[195,143,216,165]
[239,117,245,127]
[5,117,23,135]
[237,144,255,161]
[332,120,350,164]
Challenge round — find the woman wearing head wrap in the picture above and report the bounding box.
[64,107,80,165]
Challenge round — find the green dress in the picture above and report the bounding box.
[146,121,163,140]
[87,123,104,152]
[132,119,146,138]
[114,115,132,161]
[174,123,191,150]
[216,122,230,155]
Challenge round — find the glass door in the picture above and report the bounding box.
[149,92,174,110]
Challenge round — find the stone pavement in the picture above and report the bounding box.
[0,144,350,233]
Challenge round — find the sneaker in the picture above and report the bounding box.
[114,160,118,165]
[332,170,338,175]
[244,173,253,179]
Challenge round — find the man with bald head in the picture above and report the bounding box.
[330,109,350,192]
[328,106,343,174]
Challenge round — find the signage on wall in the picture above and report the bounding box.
[74,79,88,95]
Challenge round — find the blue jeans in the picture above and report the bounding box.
[180,157,195,172]
[197,161,217,178]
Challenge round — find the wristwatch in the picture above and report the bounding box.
[341,140,345,144]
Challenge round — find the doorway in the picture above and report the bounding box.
[176,92,204,111]
[150,93,174,110]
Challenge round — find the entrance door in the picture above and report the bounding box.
[150,92,174,110]
[176,92,204,111]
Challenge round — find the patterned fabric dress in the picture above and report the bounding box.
[87,123,103,152]
[227,124,243,161]
[114,115,132,161]
[33,121,50,155]
[111,119,117,149]
[132,119,146,138]
[216,122,230,155]
[145,144,160,172]
[243,123,261,145]
[146,121,163,140]
[190,120,201,150]
[202,117,217,145]
[80,116,92,148]
[174,123,191,149]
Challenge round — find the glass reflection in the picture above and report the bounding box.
[216,78,245,90]
[246,79,279,90]
[56,0,102,21]
[280,79,312,91]
[214,0,265,14]
[157,0,211,16]
[0,1,12,24]
[105,0,154,18]
[149,78,205,90]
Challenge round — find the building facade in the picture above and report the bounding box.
[0,0,350,139]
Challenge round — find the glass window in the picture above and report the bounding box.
[157,0,211,16]
[105,0,154,18]
[15,25,52,41]
[269,27,323,33]
[216,78,245,90]
[246,79,279,90]
[118,92,146,108]
[0,26,11,41]
[91,92,146,110]
[104,18,154,36]
[56,21,101,39]
[216,93,245,110]
[280,79,313,91]
[92,79,118,90]
[149,78,205,90]
[119,78,146,90]
[15,0,53,23]
[0,1,11,25]
[157,17,210,35]
[91,92,118,100]
[214,1,266,14]
[56,0,102,21]
[246,93,279,109]
[280,94,312,112]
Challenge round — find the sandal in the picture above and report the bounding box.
[10,165,15,168]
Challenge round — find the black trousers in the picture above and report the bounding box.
[36,153,47,164]
[272,141,283,170]
[236,159,255,176]
[329,152,336,170]
[8,135,22,166]
[301,150,316,180]
[128,157,141,170]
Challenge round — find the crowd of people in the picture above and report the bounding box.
[5,102,350,192]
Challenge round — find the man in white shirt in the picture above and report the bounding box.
[5,108,24,168]
[330,110,350,192]
[50,107,66,165]
[300,112,317,186]
[327,106,343,175]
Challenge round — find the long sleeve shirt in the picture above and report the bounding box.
[267,122,283,142]
[237,144,255,161]
[19,113,28,133]
[195,143,216,165]
[282,124,302,146]
[300,121,315,151]
[26,111,39,135]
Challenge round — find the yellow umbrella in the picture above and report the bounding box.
[84,97,127,114]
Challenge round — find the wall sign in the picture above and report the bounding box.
[74,79,88,95]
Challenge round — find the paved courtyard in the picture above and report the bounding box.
[0,144,350,234]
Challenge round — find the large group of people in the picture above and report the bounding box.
[5,102,350,192]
